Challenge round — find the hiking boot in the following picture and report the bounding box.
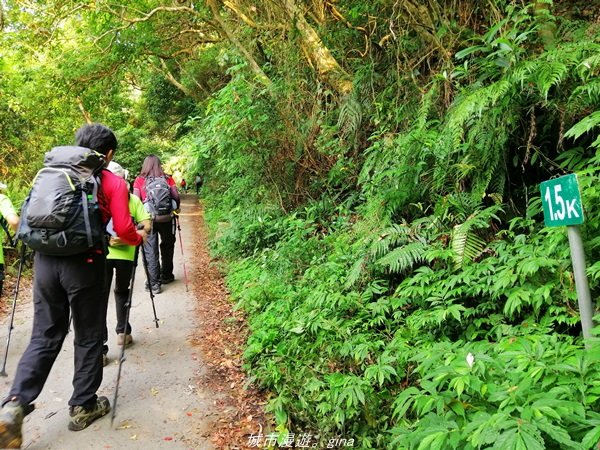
[160,275,175,284]
[68,396,110,431]
[116,333,133,346]
[145,284,162,294]
[102,354,109,367]
[0,398,24,449]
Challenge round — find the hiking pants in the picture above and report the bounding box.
[143,219,176,287]
[103,259,134,354]
[7,250,107,409]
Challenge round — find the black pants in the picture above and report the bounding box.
[103,259,134,354]
[7,250,106,408]
[143,220,176,288]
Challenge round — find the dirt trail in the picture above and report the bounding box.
[0,194,222,449]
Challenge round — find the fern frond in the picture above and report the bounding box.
[449,204,501,268]
[578,52,600,78]
[345,255,367,289]
[338,95,363,141]
[415,82,440,129]
[564,110,600,141]
[487,79,512,105]
[488,168,506,203]
[451,226,486,268]
[536,61,568,100]
[569,79,600,107]
[444,192,483,222]
[376,242,426,274]
[371,224,411,258]
[510,59,539,89]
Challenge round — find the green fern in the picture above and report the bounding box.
[510,59,540,89]
[371,224,412,259]
[345,255,367,289]
[448,204,502,268]
[564,110,600,144]
[376,241,427,274]
[536,61,568,100]
[451,225,487,268]
[578,51,600,78]
[338,94,364,142]
[415,82,440,129]
[569,80,600,107]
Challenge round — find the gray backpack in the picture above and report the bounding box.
[144,176,174,222]
[17,146,106,255]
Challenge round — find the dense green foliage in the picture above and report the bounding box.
[1,0,599,448]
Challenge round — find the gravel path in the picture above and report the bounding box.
[0,194,216,450]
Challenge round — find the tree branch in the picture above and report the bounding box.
[206,0,272,87]
[76,97,93,124]
[283,0,353,95]
[154,58,202,101]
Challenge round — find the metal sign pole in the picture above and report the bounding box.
[541,174,593,347]
[567,226,594,345]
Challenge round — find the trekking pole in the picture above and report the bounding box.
[111,245,140,426]
[0,218,15,248]
[174,214,189,292]
[140,244,159,328]
[0,242,26,377]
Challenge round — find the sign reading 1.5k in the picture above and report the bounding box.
[540,174,584,227]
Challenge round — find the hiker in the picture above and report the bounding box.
[180,178,187,192]
[133,154,180,295]
[0,185,19,298]
[194,173,202,195]
[102,161,151,365]
[0,124,147,449]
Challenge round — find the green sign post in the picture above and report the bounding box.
[541,174,584,226]
[540,174,593,344]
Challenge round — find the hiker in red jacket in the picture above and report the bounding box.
[0,124,148,448]
[133,155,180,294]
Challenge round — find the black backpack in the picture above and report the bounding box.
[17,146,106,255]
[144,176,173,222]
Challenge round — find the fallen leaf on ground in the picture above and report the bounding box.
[116,421,132,429]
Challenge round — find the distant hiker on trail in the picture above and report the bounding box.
[194,173,202,195]
[180,178,187,192]
[0,185,19,298]
[133,155,180,295]
[102,161,151,366]
[0,124,148,449]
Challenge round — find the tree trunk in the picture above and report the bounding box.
[153,58,203,101]
[282,0,352,96]
[535,0,556,48]
[398,0,448,57]
[76,97,93,124]
[206,0,272,87]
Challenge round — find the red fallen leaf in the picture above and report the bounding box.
[186,412,193,416]
[164,436,173,441]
